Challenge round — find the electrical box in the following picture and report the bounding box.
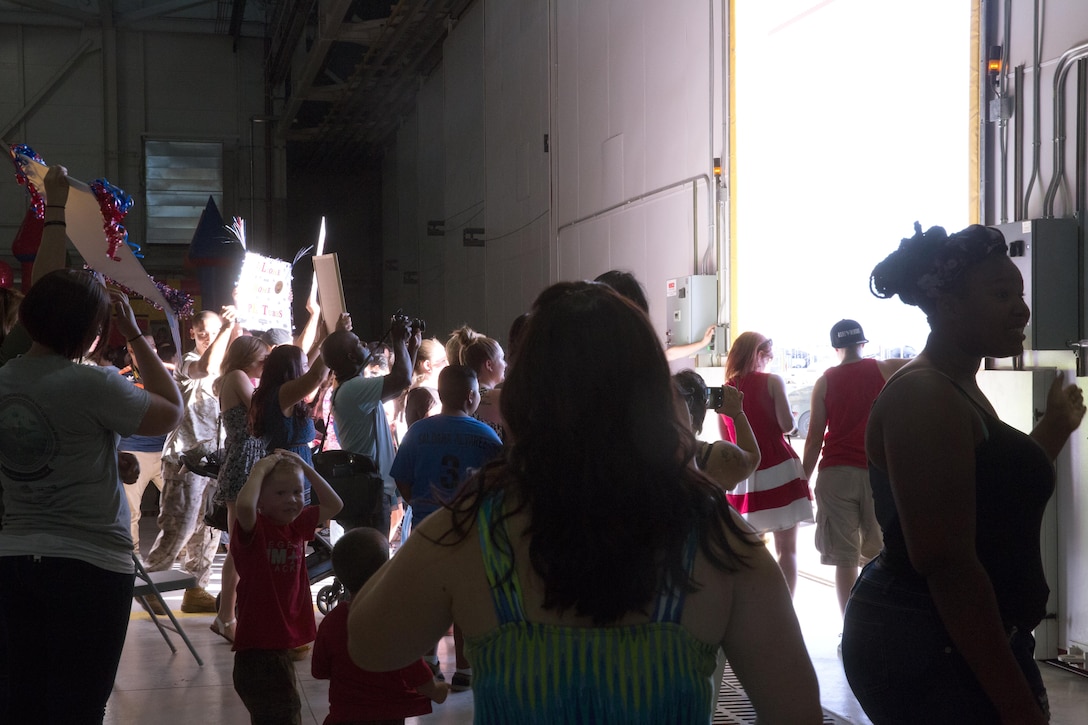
[665,275,717,346]
[993,219,1080,350]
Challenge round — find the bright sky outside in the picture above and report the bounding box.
[734,0,971,366]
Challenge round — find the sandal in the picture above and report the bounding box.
[210,616,236,643]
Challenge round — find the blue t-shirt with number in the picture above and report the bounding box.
[389,414,502,526]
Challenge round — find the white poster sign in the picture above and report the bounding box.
[234,252,293,333]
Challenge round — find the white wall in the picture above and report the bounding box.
[386,0,719,347]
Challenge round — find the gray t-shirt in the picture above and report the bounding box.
[331,375,397,498]
[0,355,150,573]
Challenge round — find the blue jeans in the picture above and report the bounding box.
[0,555,134,724]
[843,559,1048,724]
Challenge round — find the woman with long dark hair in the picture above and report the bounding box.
[842,224,1084,724]
[249,344,328,466]
[348,281,822,723]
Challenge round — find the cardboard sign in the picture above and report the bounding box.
[234,252,293,332]
[312,253,346,333]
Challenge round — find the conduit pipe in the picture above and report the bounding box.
[1022,0,1042,214]
[1042,39,1088,218]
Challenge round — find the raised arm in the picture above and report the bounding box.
[381,317,418,402]
[235,454,278,533]
[34,165,74,284]
[700,385,760,487]
[190,306,237,379]
[801,376,828,479]
[1029,372,1085,460]
[111,292,183,435]
[278,351,329,413]
[665,325,716,362]
[295,296,325,359]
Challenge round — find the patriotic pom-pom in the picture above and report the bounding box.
[90,178,134,261]
[10,144,46,219]
[155,280,195,318]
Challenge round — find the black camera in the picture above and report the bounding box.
[391,310,426,335]
[707,386,726,410]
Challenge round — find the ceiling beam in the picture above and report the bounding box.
[275,0,355,140]
[336,17,386,46]
[116,0,216,25]
[3,0,97,24]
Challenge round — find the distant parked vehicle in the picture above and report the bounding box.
[782,348,815,369]
[884,345,918,359]
[788,384,814,439]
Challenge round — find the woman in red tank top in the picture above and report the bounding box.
[719,332,813,595]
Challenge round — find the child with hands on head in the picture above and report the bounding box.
[229,449,343,725]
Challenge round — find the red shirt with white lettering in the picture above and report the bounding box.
[231,506,321,651]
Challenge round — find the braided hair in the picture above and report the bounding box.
[870,222,1008,315]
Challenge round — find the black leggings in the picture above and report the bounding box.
[0,555,134,724]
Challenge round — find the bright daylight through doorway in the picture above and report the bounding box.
[733,0,971,376]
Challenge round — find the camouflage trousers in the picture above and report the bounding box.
[144,459,221,589]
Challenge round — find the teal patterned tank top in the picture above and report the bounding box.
[465,493,718,724]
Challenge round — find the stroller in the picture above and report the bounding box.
[308,449,386,613]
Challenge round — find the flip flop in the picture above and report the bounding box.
[210,616,236,643]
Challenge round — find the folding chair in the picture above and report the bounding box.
[131,554,204,666]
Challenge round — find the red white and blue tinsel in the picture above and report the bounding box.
[9,142,191,317]
[90,178,137,261]
[10,143,46,219]
[87,268,196,319]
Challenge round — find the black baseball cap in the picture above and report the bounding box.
[830,319,867,348]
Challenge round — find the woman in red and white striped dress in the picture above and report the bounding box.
[719,332,814,595]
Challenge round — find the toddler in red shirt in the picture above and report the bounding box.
[313,527,449,724]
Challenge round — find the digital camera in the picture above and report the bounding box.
[391,309,426,335]
[706,386,726,410]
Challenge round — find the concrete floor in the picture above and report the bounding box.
[108,520,1088,724]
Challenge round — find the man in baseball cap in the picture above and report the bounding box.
[803,319,908,632]
[829,319,868,348]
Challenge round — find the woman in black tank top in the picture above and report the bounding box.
[842,223,1085,725]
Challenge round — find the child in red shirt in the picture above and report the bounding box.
[231,449,343,724]
[313,527,449,724]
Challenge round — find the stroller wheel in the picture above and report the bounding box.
[316,583,341,615]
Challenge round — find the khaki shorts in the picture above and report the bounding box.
[814,465,882,567]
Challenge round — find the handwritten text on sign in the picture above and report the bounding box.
[235,252,292,332]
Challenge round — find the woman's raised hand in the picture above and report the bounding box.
[715,384,745,418]
[1045,372,1086,435]
[109,290,140,340]
[43,165,70,207]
